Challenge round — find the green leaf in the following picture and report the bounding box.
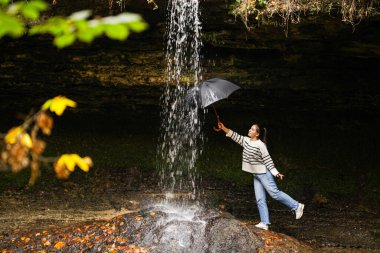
[27,0,48,11]
[88,22,104,37]
[104,24,129,40]
[0,0,10,6]
[54,34,76,48]
[0,13,25,38]
[7,2,23,15]
[258,0,267,7]
[48,25,66,36]
[127,21,148,33]
[21,5,40,20]
[30,17,69,36]
[49,18,71,35]
[77,30,95,43]
[75,20,88,31]
[29,25,43,35]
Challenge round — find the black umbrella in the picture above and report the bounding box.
[185,78,240,131]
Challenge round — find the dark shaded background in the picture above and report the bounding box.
[0,0,379,211]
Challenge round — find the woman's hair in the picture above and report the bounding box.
[253,123,267,145]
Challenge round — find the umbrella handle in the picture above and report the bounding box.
[213,106,222,132]
[213,125,222,132]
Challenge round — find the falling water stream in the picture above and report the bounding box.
[157,0,204,199]
[153,0,208,249]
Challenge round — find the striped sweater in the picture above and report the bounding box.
[226,130,280,176]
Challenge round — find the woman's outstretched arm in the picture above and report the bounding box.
[218,122,244,146]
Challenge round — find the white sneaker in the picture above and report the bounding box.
[296,203,304,219]
[255,222,268,230]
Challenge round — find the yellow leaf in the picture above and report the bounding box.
[56,154,93,173]
[21,133,33,148]
[75,155,93,172]
[4,126,23,144]
[41,99,52,111]
[42,96,77,116]
[54,241,65,249]
[57,154,76,172]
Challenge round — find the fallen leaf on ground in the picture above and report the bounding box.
[54,241,65,249]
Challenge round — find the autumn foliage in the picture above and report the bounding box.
[0,96,93,186]
[0,214,149,252]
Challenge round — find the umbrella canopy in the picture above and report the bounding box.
[185,78,240,108]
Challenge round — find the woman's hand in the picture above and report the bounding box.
[218,122,229,134]
[276,173,285,180]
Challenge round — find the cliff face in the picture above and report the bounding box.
[1,1,380,214]
[0,0,379,112]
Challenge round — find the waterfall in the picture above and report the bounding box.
[157,0,203,199]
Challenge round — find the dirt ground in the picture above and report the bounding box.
[0,169,379,252]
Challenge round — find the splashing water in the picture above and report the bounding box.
[157,0,203,199]
[143,204,208,251]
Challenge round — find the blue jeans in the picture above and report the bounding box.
[254,170,298,225]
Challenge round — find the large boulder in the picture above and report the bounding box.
[115,205,259,252]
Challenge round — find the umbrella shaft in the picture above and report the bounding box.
[212,105,221,123]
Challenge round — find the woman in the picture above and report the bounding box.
[218,121,304,230]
